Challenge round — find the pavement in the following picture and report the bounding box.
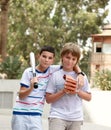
[0,88,111,130]
[83,88,111,127]
[0,114,111,130]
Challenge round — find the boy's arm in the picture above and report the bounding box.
[74,64,81,73]
[74,65,84,87]
[46,90,65,104]
[18,86,33,99]
[19,77,37,99]
[46,76,77,103]
[77,90,91,101]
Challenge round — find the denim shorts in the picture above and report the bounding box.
[11,115,42,130]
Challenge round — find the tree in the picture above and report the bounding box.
[0,0,9,60]
[0,0,110,78]
[7,1,109,56]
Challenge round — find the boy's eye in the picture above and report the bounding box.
[66,56,70,59]
[49,57,53,60]
[42,55,53,60]
[66,56,76,61]
[42,55,46,58]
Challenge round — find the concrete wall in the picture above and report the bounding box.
[0,79,20,114]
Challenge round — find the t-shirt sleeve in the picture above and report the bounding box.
[49,65,61,73]
[81,75,91,93]
[46,73,56,94]
[20,68,32,88]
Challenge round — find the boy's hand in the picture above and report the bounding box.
[63,75,77,94]
[76,74,84,88]
[30,77,38,89]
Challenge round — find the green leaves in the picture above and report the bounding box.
[1,0,109,78]
[0,56,27,79]
[93,70,111,90]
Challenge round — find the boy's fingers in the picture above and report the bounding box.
[64,74,77,84]
[63,75,74,80]
[76,75,84,87]
[64,88,76,94]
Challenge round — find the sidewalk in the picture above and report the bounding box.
[0,114,111,130]
[83,88,111,127]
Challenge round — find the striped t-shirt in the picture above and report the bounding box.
[13,65,60,116]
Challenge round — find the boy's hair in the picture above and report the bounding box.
[39,45,55,56]
[61,42,81,63]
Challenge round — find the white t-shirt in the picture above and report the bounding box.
[13,65,61,116]
[46,69,91,121]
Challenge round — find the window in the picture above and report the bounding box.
[94,42,102,53]
[96,47,102,52]
[95,64,100,71]
[0,92,13,109]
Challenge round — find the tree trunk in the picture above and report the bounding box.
[0,0,9,60]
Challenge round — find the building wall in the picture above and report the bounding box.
[90,40,111,86]
[91,53,111,64]
[90,53,111,86]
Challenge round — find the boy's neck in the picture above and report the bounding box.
[63,67,73,72]
[36,65,48,72]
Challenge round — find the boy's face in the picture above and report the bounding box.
[38,51,54,69]
[61,52,77,71]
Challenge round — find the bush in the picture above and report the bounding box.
[0,56,27,79]
[93,70,111,90]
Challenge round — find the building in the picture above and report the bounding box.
[91,24,111,83]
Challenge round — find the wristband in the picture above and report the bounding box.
[77,72,85,76]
